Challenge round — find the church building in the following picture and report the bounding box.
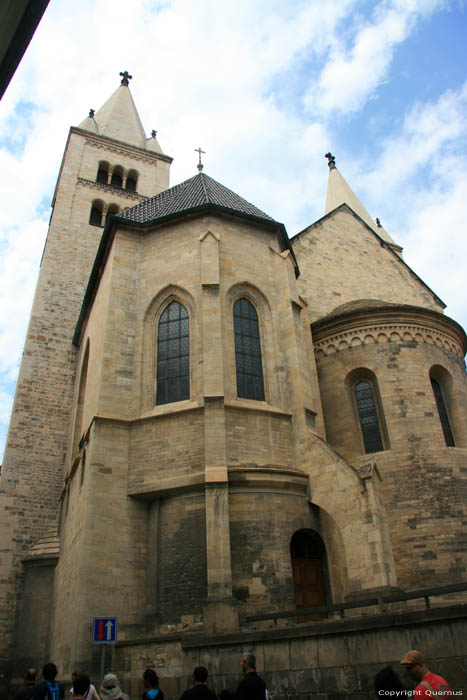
[1,73,466,697]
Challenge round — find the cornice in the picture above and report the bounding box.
[71,126,173,164]
[77,177,145,201]
[312,305,467,359]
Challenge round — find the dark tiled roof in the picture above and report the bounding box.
[118,172,275,225]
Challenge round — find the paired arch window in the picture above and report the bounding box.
[354,379,384,453]
[105,203,119,223]
[110,166,123,188]
[89,200,103,226]
[96,162,109,184]
[89,201,119,226]
[233,298,265,401]
[126,169,138,192]
[156,301,190,405]
[430,377,455,446]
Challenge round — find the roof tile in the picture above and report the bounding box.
[118,172,275,225]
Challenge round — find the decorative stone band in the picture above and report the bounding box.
[79,130,173,165]
[311,303,467,360]
[77,177,145,200]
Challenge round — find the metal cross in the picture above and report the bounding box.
[120,71,133,86]
[195,147,205,172]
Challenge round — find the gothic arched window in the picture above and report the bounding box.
[156,301,189,405]
[233,298,265,401]
[354,379,384,453]
[431,377,455,446]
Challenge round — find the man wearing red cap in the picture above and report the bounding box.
[400,650,452,697]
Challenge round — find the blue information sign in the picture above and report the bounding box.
[92,617,118,644]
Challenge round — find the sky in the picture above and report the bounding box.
[0,0,466,459]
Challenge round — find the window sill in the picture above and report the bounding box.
[139,399,203,420]
[225,399,292,417]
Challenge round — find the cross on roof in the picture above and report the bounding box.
[120,71,133,86]
[195,147,206,172]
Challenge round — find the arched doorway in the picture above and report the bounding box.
[290,530,328,620]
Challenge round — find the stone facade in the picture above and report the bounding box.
[1,80,466,696]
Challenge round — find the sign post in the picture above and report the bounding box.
[92,617,118,684]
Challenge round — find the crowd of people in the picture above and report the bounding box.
[12,649,454,700]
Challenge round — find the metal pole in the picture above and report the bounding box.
[100,645,106,685]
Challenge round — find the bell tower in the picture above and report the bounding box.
[0,73,172,690]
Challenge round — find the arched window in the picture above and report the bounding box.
[89,200,103,226]
[431,377,455,446]
[105,203,119,224]
[233,298,265,401]
[110,166,123,188]
[96,161,109,184]
[126,169,138,192]
[156,301,189,405]
[354,379,384,453]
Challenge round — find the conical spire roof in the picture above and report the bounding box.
[324,155,401,252]
[78,73,148,149]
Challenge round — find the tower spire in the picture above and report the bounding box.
[324,154,402,253]
[78,71,146,147]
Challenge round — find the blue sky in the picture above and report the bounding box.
[0,0,466,458]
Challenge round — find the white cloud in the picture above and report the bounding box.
[304,0,446,116]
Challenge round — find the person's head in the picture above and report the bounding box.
[101,673,121,698]
[240,653,256,674]
[25,669,37,683]
[400,650,428,683]
[193,667,208,684]
[374,667,405,693]
[42,663,58,682]
[143,669,159,689]
[73,673,91,698]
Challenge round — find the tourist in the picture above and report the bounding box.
[180,666,217,700]
[400,650,452,697]
[33,663,65,700]
[100,673,129,700]
[13,668,37,700]
[142,669,164,700]
[234,653,267,700]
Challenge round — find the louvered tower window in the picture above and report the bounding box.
[156,301,189,405]
[431,378,455,446]
[354,380,384,453]
[234,298,265,401]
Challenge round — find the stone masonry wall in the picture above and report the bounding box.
[111,608,467,700]
[315,326,467,590]
[293,207,443,322]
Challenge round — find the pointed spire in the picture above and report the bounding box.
[78,72,147,148]
[324,153,402,253]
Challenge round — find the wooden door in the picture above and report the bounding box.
[292,557,327,621]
